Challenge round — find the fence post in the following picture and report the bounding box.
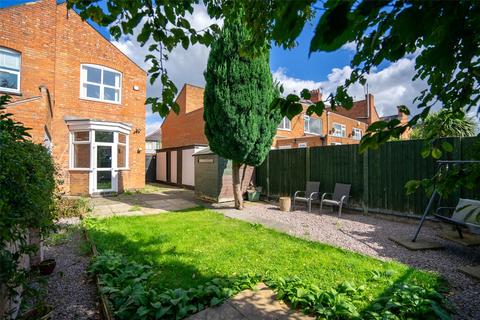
[362,150,369,214]
[305,147,310,183]
[266,152,270,200]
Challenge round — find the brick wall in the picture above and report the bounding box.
[162,84,208,148]
[0,0,147,194]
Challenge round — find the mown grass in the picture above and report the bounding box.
[85,208,444,310]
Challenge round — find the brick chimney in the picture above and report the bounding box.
[310,89,322,103]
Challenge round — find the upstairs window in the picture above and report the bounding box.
[277,116,291,130]
[352,128,362,140]
[81,65,122,103]
[332,123,346,137]
[0,48,20,93]
[304,115,322,135]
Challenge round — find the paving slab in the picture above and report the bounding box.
[389,236,444,250]
[187,283,314,320]
[440,231,480,246]
[459,265,480,281]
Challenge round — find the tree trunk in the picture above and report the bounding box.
[232,161,244,210]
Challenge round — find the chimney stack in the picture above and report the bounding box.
[310,89,322,103]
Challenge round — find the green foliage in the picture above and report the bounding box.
[89,252,260,320]
[55,197,92,218]
[0,95,56,316]
[90,251,451,320]
[203,18,281,167]
[268,276,451,320]
[410,109,477,140]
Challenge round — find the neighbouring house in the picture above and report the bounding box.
[0,0,147,195]
[161,84,410,150]
[145,129,161,154]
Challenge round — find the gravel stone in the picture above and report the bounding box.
[213,202,480,320]
[42,218,100,320]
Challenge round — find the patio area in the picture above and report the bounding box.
[87,184,480,319]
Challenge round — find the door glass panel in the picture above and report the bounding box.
[95,131,114,143]
[97,146,112,168]
[97,171,112,190]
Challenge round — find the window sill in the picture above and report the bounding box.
[69,168,92,172]
[79,97,122,105]
[277,128,292,132]
[0,90,22,96]
[305,132,322,136]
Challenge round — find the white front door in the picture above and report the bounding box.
[92,131,118,193]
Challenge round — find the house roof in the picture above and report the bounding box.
[146,129,161,141]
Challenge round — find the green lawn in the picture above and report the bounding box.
[85,208,443,308]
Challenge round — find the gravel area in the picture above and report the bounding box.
[41,218,100,320]
[213,201,480,320]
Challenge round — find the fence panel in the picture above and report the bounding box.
[267,148,306,197]
[310,144,364,206]
[366,140,437,215]
[256,137,479,215]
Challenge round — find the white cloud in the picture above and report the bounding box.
[273,57,429,117]
[110,5,220,135]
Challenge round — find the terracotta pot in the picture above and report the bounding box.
[38,259,56,275]
[279,197,291,212]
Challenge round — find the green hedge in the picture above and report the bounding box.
[0,96,56,317]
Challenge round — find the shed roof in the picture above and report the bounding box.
[192,146,214,156]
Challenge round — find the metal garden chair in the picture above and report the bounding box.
[320,183,351,217]
[293,181,320,212]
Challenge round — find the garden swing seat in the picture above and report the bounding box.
[434,198,480,238]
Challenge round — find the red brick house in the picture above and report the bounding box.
[0,0,147,195]
[162,84,409,150]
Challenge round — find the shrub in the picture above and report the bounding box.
[55,197,92,218]
[0,95,56,317]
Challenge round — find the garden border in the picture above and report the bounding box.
[83,230,114,320]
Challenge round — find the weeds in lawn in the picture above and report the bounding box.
[56,197,92,218]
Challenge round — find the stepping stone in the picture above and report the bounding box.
[187,283,314,320]
[439,231,480,246]
[389,236,444,250]
[459,265,480,280]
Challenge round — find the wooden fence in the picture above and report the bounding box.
[256,137,479,215]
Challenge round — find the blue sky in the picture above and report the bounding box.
[2,0,427,134]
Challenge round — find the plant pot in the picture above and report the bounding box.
[279,197,291,212]
[38,259,56,275]
[247,190,260,202]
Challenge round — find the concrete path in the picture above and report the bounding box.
[89,184,200,217]
[188,283,314,320]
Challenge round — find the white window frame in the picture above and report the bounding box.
[352,128,362,140]
[330,142,342,146]
[117,132,129,169]
[298,142,308,148]
[70,130,92,170]
[0,47,21,94]
[80,64,122,104]
[304,115,322,135]
[277,116,291,131]
[332,123,346,137]
[278,145,292,149]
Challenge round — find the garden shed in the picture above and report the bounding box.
[193,147,254,202]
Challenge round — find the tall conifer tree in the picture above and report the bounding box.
[204,18,281,209]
